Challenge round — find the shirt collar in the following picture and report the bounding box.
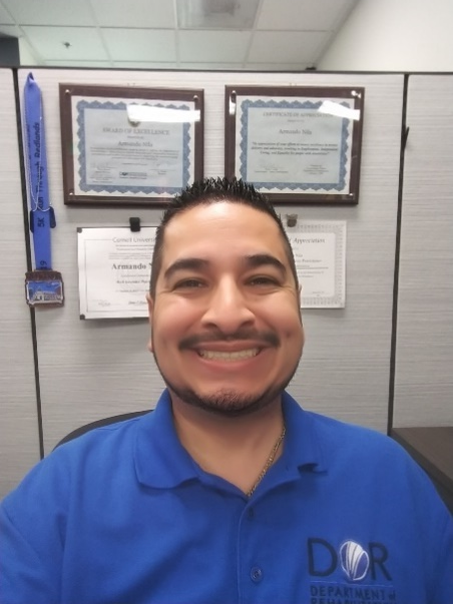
[278,390,327,477]
[134,390,200,488]
[134,390,326,489]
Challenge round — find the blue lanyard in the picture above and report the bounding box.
[24,73,56,270]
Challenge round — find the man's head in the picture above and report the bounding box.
[149,177,299,298]
[147,177,304,417]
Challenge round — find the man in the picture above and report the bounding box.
[1,177,452,603]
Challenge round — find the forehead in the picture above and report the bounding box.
[162,202,286,261]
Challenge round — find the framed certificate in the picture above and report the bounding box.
[60,84,204,206]
[225,86,364,205]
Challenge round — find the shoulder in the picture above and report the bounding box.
[307,410,407,462]
[2,413,149,510]
[305,410,452,513]
[55,412,147,456]
[310,413,427,482]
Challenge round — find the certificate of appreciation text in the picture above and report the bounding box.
[286,221,346,308]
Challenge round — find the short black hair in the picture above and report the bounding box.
[149,177,298,297]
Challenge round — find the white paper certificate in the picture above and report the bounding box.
[78,227,156,319]
[285,221,346,308]
[235,97,355,195]
[71,97,196,198]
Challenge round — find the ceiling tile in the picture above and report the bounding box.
[248,31,328,64]
[245,63,311,71]
[2,0,95,26]
[91,0,176,28]
[0,25,20,36]
[103,29,176,61]
[0,0,356,71]
[179,31,250,63]
[112,61,178,69]
[257,0,357,31]
[18,36,41,64]
[45,60,113,67]
[0,3,14,25]
[22,26,109,61]
[179,62,244,70]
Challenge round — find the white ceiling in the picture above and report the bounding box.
[0,0,359,71]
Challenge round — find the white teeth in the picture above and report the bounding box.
[199,348,259,361]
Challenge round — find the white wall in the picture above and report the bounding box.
[318,0,453,71]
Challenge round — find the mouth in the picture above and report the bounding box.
[198,348,260,362]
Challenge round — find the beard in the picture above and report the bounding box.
[153,352,301,418]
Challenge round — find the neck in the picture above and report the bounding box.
[170,393,285,495]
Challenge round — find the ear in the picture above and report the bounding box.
[146,293,154,352]
[298,284,303,324]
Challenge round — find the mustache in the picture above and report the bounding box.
[179,328,280,350]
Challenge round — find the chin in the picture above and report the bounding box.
[167,383,283,418]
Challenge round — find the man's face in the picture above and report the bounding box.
[147,202,304,416]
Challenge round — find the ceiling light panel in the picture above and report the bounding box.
[176,0,260,29]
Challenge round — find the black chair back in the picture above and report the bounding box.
[54,410,150,449]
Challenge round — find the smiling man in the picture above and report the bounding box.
[149,200,303,416]
[1,178,452,604]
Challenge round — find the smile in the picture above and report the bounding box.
[198,348,259,361]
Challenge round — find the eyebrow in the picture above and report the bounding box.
[242,254,287,277]
[163,258,210,282]
[163,254,287,282]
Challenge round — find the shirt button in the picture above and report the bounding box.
[250,567,263,582]
[247,508,255,519]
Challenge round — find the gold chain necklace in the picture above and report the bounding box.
[246,425,286,498]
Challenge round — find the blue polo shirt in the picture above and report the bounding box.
[1,390,452,604]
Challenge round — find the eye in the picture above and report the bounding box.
[173,278,205,290]
[247,275,280,287]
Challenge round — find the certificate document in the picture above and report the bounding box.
[285,221,346,308]
[72,98,195,198]
[78,227,156,319]
[225,86,364,204]
[236,97,354,194]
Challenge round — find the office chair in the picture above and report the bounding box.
[54,410,150,449]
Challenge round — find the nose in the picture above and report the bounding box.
[201,276,255,333]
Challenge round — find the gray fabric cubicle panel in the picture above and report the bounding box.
[0,69,40,499]
[17,69,403,453]
[393,75,453,427]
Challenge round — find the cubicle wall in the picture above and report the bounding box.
[15,69,403,458]
[2,67,452,499]
[0,69,40,497]
[393,74,453,427]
